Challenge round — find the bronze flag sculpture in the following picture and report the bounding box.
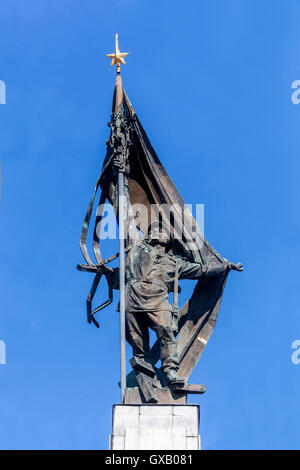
[77,35,242,404]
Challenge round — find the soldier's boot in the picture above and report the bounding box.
[165,368,185,385]
[130,355,156,378]
[158,330,184,385]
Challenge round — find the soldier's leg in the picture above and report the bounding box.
[148,310,179,374]
[125,311,151,361]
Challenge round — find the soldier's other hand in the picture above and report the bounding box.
[228,262,243,271]
[113,155,125,171]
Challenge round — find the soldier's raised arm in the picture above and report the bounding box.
[178,257,243,281]
[178,257,204,280]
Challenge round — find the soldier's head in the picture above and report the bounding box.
[146,221,172,248]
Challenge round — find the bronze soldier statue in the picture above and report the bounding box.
[122,221,242,386]
[78,38,243,402]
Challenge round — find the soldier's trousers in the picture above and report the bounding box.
[126,310,179,373]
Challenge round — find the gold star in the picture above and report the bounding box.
[106,33,129,73]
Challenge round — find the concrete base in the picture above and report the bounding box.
[110,404,201,450]
[124,386,187,404]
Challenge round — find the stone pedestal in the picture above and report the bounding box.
[110,404,201,450]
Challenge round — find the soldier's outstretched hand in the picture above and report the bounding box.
[228,261,243,271]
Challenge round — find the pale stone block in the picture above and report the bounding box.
[172,405,198,418]
[173,415,198,436]
[113,405,139,435]
[186,436,199,450]
[139,427,173,450]
[172,426,187,450]
[151,427,173,450]
[111,435,125,450]
[125,427,139,450]
[111,404,200,450]
[114,404,139,416]
[138,427,154,450]
[139,405,172,416]
[139,414,172,428]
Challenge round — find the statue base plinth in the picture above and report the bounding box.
[125,386,187,404]
[110,404,201,450]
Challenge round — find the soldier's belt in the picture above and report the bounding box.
[130,278,169,291]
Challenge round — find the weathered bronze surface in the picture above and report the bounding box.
[77,69,242,404]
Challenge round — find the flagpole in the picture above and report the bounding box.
[118,169,126,403]
[106,33,130,404]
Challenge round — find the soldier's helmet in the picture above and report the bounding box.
[146,221,172,246]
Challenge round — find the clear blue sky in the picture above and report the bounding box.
[1,0,300,450]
